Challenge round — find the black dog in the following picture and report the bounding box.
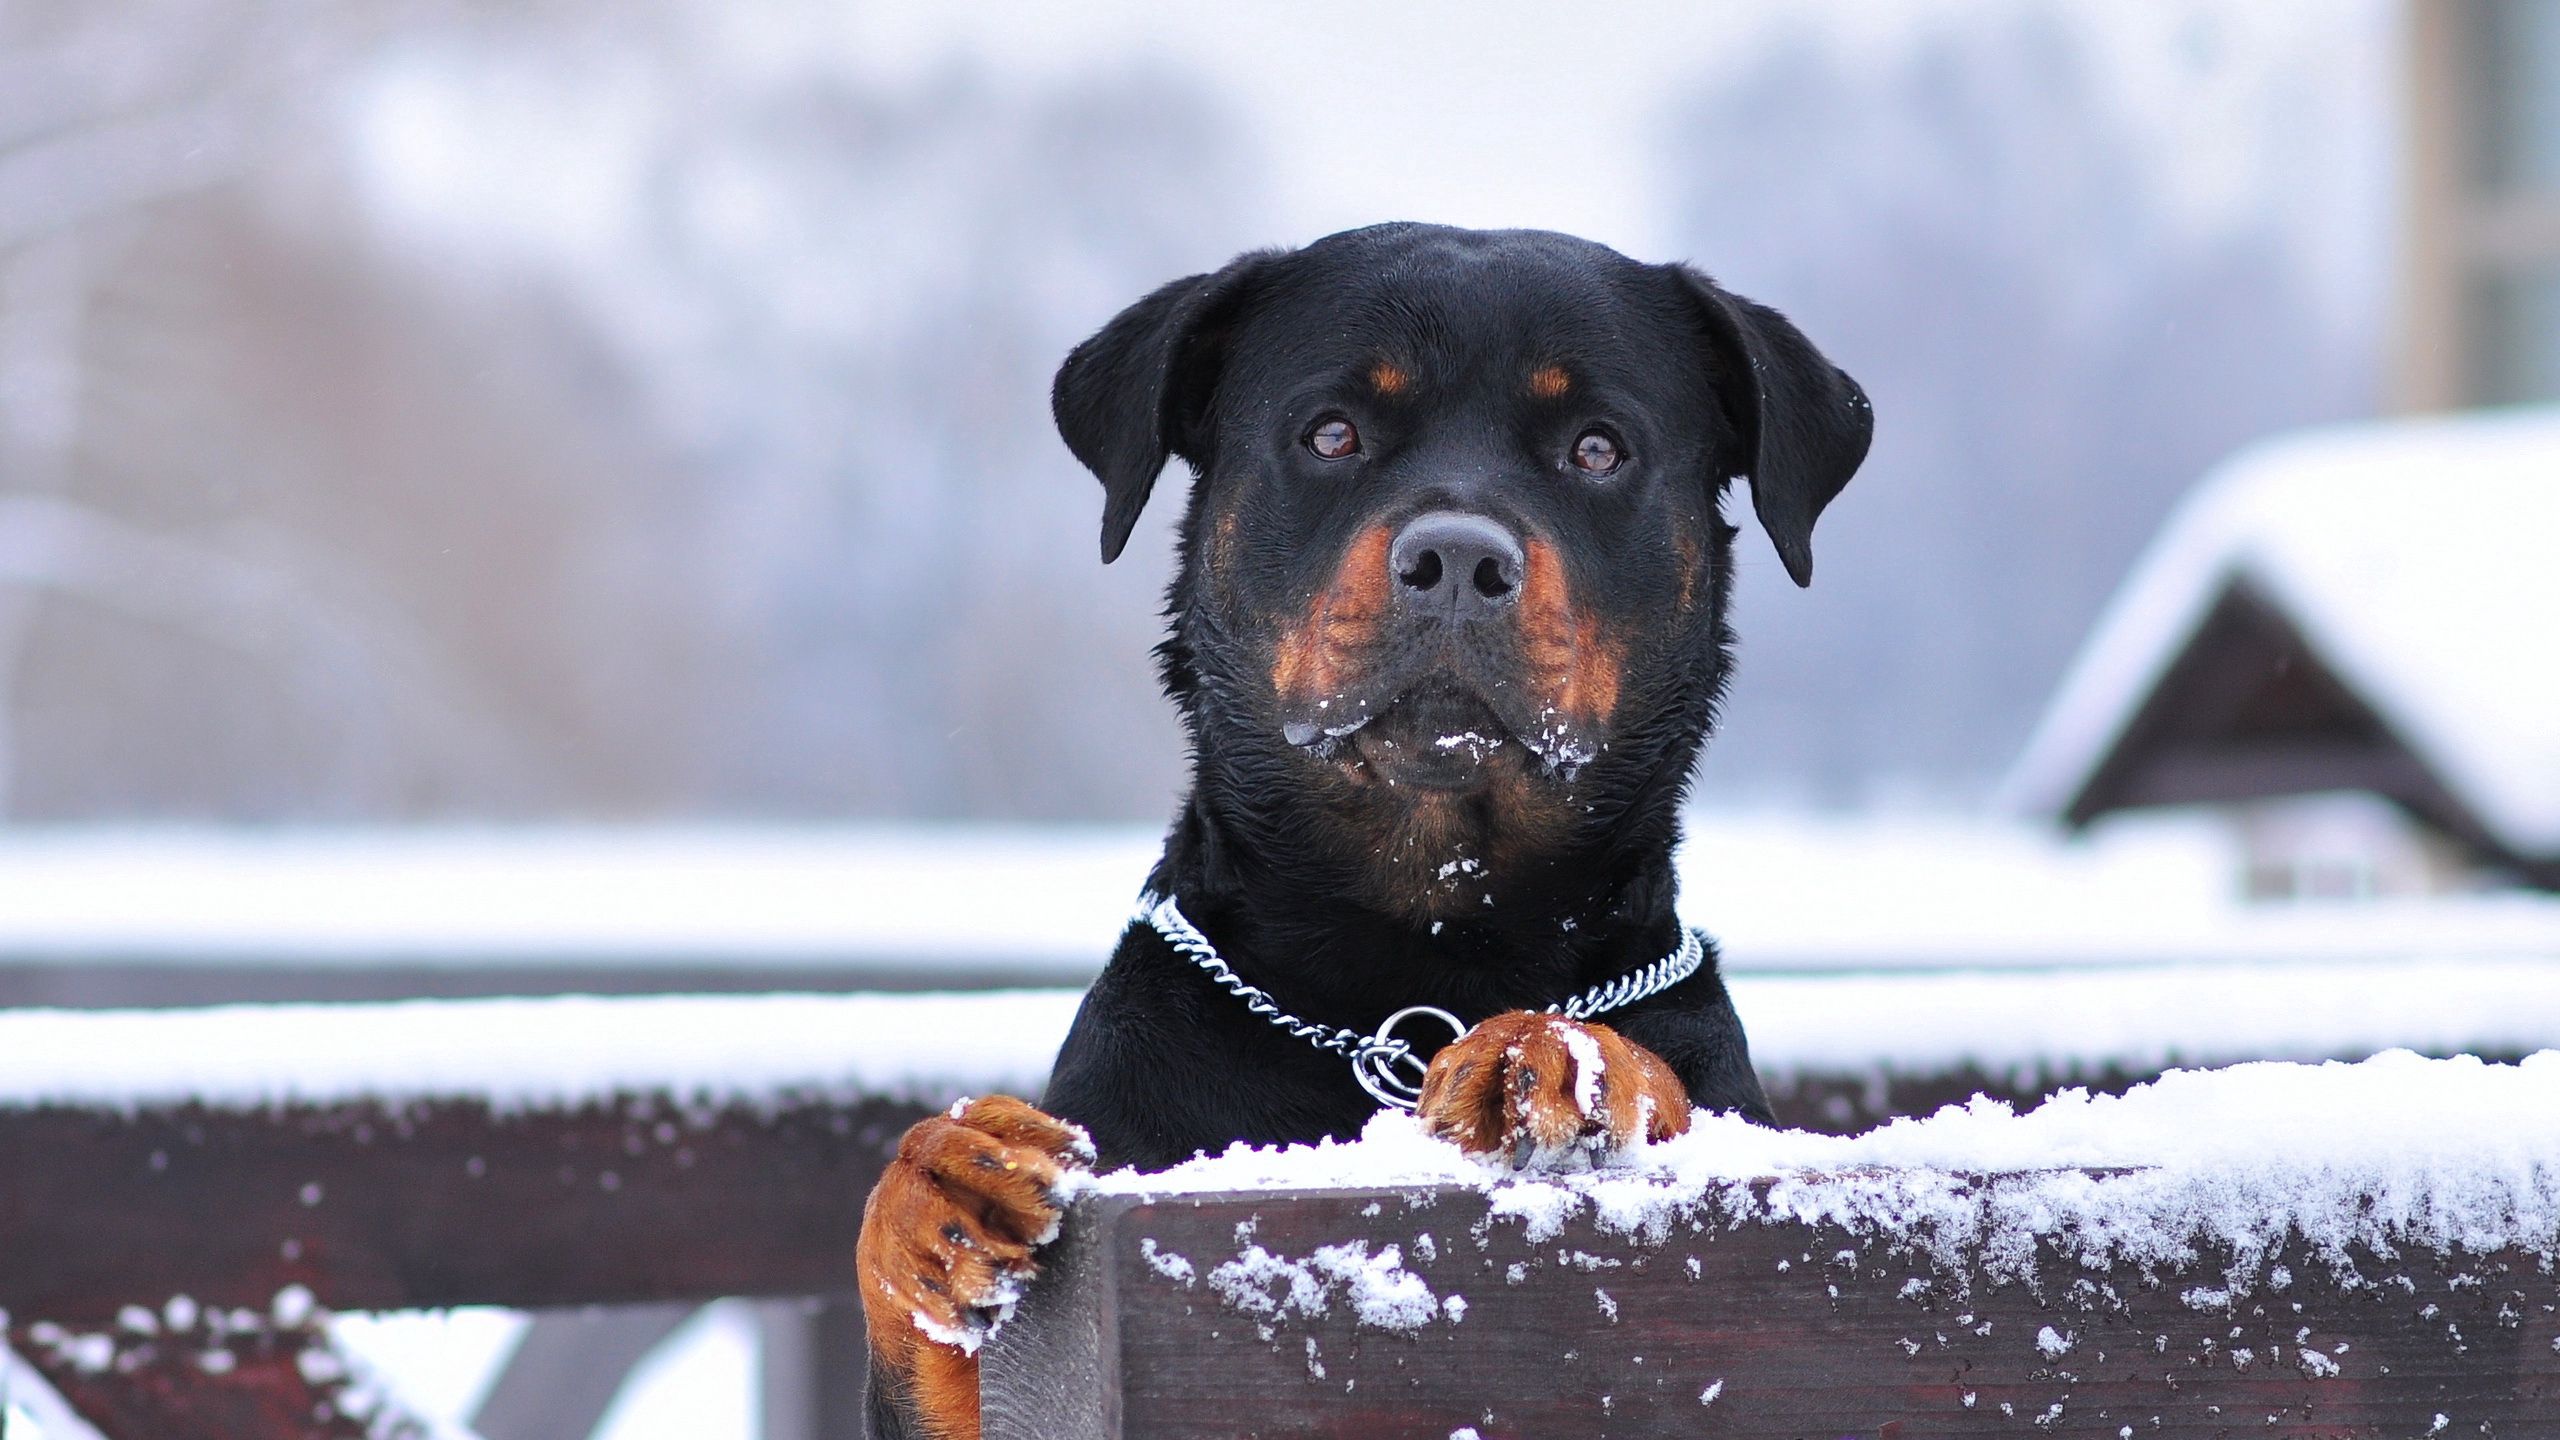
[857,222,1871,1439]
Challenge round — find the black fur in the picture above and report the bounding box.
[1040,224,1872,1169]
[1674,268,1874,587]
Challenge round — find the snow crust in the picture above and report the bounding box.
[1208,1237,1441,1333]
[1107,1052,2560,1304]
[2004,408,2560,852]
[0,991,1077,1113]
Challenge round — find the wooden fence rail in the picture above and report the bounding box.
[1,1095,927,1319]
[1,1015,2540,1439]
[0,1094,930,1437]
[0,1063,2110,1439]
[0,1035,2058,1424]
[985,1182,2560,1439]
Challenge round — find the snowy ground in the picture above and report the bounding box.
[1,813,2556,980]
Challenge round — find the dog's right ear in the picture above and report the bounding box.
[1053,253,1272,564]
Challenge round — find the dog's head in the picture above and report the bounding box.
[1056,224,1870,919]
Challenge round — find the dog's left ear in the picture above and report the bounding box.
[1053,252,1274,564]
[1672,268,1873,587]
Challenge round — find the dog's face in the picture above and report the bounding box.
[1057,225,1869,919]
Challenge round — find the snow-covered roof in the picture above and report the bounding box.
[2002,407,2560,855]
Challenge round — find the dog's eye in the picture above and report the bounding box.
[1307,418,1361,461]
[1570,429,1623,476]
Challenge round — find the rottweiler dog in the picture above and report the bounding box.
[857,222,1871,1439]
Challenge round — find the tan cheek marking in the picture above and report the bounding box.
[1369,361,1410,396]
[1565,617,1624,724]
[1271,524,1395,702]
[1519,537,1622,726]
[1673,530,1700,613]
[1528,365,1572,399]
[1519,537,1575,686]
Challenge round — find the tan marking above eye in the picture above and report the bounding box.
[1528,365,1572,399]
[1369,361,1411,396]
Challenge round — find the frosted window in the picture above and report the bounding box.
[2479,0,2560,192]
[2475,266,2560,404]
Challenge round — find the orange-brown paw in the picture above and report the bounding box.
[1415,1012,1691,1171]
[857,1096,1095,1440]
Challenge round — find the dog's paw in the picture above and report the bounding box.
[1416,1012,1690,1171]
[858,1096,1094,1436]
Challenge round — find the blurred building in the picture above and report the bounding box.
[2400,0,2560,407]
[2004,411,2560,897]
[2006,4,2560,898]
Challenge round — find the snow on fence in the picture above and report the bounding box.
[986,1053,2560,1439]
[1,971,2554,1437]
[0,992,1073,1439]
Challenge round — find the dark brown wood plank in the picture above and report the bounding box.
[0,1095,930,1324]
[983,1183,2560,1439]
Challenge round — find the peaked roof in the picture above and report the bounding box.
[2003,408,2560,859]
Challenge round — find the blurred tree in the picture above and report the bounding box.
[0,0,1260,820]
[1660,5,2385,807]
[0,0,463,817]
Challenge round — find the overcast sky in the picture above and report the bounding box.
[825,0,2396,313]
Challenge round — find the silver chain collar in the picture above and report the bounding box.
[1136,891,1707,1112]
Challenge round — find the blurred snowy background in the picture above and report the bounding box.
[0,0,2405,820]
[6,0,2559,1437]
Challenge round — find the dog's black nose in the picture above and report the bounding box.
[1389,511,1524,618]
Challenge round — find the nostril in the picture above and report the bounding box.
[1388,511,1525,612]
